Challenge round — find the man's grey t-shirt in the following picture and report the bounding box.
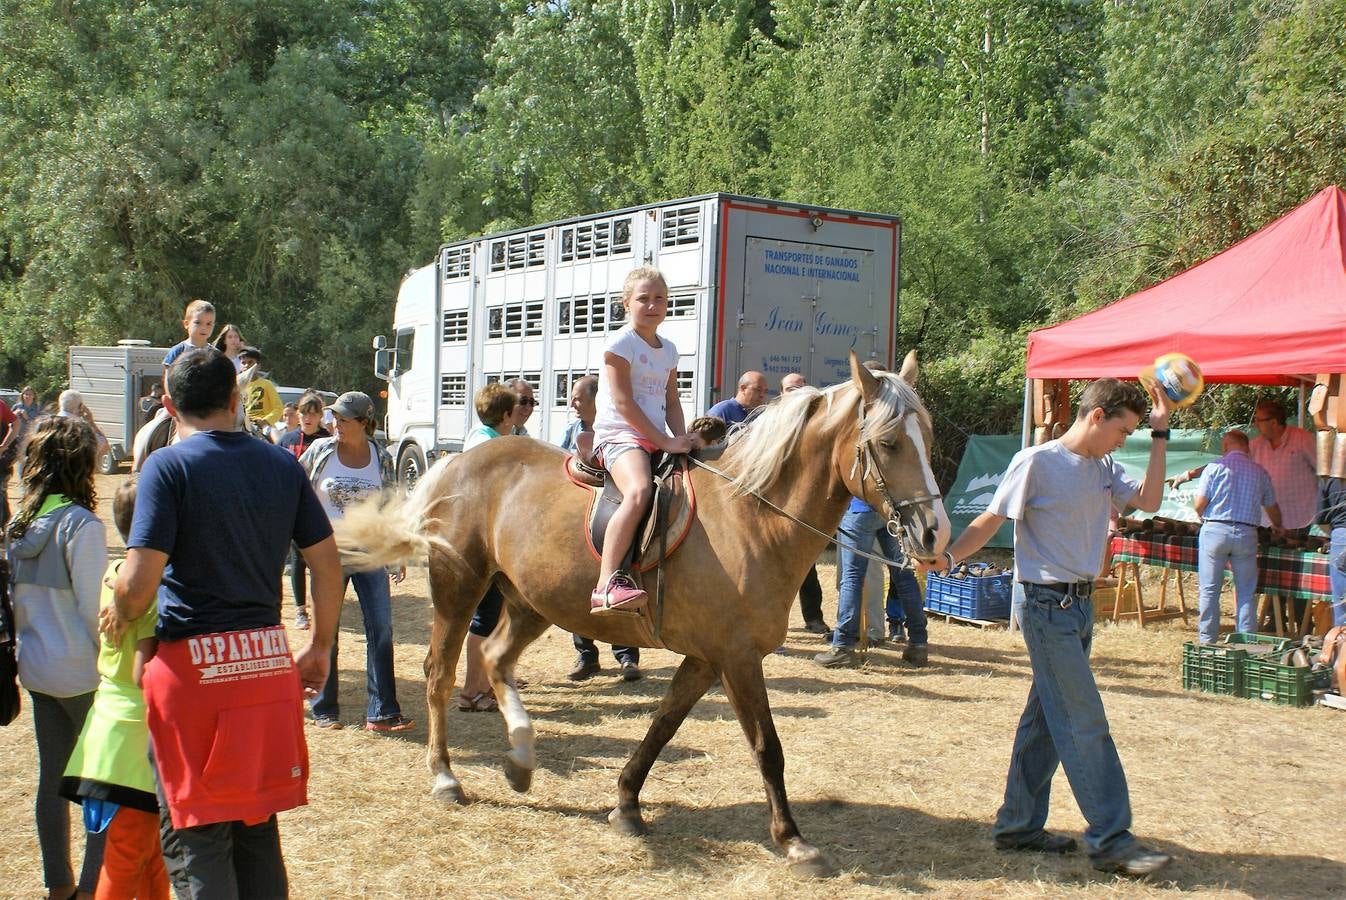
[988,440,1139,584]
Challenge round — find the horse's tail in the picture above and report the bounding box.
[335,455,467,571]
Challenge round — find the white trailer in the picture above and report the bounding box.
[68,340,170,473]
[373,193,901,489]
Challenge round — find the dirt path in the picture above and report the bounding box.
[1,472,1341,897]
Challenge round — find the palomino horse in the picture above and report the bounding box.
[337,352,950,876]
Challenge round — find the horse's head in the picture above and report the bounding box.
[835,351,950,562]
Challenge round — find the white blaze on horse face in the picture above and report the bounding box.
[904,415,952,547]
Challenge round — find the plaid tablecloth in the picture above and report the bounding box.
[1110,534,1331,601]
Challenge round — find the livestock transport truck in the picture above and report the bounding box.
[373,193,901,490]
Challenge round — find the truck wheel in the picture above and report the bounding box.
[98,449,119,475]
[398,446,426,494]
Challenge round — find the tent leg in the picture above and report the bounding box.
[1020,377,1032,450]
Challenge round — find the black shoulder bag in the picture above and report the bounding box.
[0,557,20,726]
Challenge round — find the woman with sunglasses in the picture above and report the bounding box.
[505,378,537,435]
[298,392,413,732]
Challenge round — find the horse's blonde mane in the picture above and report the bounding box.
[724,373,924,497]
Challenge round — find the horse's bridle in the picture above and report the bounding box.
[854,403,942,556]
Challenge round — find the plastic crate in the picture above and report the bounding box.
[1181,642,1244,696]
[1240,655,1328,707]
[1223,632,1291,654]
[924,570,1012,620]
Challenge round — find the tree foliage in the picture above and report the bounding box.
[0,0,1337,480]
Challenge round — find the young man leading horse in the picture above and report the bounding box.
[924,377,1173,878]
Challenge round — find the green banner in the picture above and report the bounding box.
[1112,429,1222,522]
[946,430,1222,549]
[946,435,1021,548]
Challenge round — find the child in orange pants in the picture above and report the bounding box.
[62,480,170,898]
[94,807,168,900]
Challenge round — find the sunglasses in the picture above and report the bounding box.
[517,397,538,407]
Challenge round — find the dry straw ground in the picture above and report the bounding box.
[1,473,1343,898]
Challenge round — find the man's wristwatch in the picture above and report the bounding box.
[1151,429,1170,440]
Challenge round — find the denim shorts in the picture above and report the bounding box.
[595,441,650,469]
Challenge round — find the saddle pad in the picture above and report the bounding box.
[564,456,696,573]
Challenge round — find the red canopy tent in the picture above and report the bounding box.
[1026,185,1346,386]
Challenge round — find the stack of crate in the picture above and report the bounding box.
[1182,633,1328,707]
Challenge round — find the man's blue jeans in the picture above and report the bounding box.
[833,506,926,648]
[1197,521,1259,644]
[311,570,403,723]
[1330,527,1346,627]
[994,583,1135,857]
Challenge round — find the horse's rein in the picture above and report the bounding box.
[687,454,914,568]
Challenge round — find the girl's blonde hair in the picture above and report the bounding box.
[621,266,667,302]
[9,416,98,538]
[182,298,215,321]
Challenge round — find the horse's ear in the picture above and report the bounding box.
[849,351,880,403]
[898,350,919,387]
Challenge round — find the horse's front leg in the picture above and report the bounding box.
[482,602,552,793]
[609,655,717,836]
[718,655,834,877]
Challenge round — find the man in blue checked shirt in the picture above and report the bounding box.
[1193,430,1283,643]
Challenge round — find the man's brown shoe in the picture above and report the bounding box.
[568,656,601,681]
[1091,844,1172,878]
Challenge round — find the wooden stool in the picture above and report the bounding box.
[1107,562,1188,626]
[1256,594,1316,637]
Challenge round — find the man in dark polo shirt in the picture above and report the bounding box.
[111,349,343,899]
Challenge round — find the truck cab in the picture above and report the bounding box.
[376,263,439,489]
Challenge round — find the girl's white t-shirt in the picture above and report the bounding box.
[593,325,679,450]
[315,449,382,522]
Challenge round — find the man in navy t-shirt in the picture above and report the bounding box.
[112,349,343,895]
[708,370,768,425]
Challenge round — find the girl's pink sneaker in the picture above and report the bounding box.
[590,572,648,615]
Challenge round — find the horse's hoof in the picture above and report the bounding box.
[503,755,533,793]
[786,845,835,878]
[607,806,648,837]
[431,773,468,806]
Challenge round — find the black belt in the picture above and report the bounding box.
[1023,580,1094,598]
[1203,519,1258,528]
[1022,580,1093,609]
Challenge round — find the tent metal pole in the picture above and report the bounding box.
[1021,377,1033,449]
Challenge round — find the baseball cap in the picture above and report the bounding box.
[328,391,375,420]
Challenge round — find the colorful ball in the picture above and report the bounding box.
[1141,353,1204,408]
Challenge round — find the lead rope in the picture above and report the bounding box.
[687,455,916,570]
